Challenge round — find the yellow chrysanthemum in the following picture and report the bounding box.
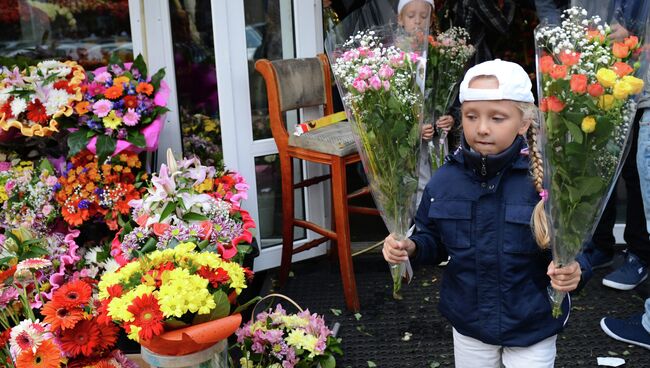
[285,329,319,358]
[157,268,215,318]
[280,315,310,329]
[127,324,142,342]
[596,68,617,88]
[622,75,644,94]
[98,260,143,299]
[598,94,615,110]
[581,116,596,134]
[219,261,247,294]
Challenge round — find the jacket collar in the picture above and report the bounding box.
[451,135,529,179]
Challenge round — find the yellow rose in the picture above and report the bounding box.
[596,68,617,88]
[613,80,632,100]
[581,116,596,133]
[622,75,644,94]
[598,94,615,110]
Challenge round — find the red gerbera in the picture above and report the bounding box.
[0,328,11,347]
[197,266,230,288]
[123,95,138,109]
[127,294,164,341]
[16,340,61,368]
[97,321,119,351]
[59,319,101,357]
[26,99,48,124]
[41,301,84,331]
[0,264,16,284]
[52,279,92,308]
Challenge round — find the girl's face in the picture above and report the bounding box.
[398,1,433,34]
[461,77,530,156]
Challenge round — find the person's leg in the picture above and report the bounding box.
[622,110,650,264]
[603,112,650,290]
[501,335,557,368]
[453,328,502,368]
[637,109,650,235]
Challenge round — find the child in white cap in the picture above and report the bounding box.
[397,0,456,205]
[383,59,589,367]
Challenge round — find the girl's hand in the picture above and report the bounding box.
[436,115,454,132]
[547,261,582,292]
[382,234,416,264]
[421,123,434,141]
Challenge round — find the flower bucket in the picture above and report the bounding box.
[141,340,228,368]
[138,313,242,356]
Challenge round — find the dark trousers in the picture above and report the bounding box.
[592,110,650,264]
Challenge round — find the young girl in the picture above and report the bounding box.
[383,59,588,367]
[397,0,456,204]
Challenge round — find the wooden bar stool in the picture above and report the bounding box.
[255,54,378,311]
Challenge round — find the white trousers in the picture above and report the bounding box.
[453,328,557,368]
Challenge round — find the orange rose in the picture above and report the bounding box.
[569,74,587,94]
[612,61,634,77]
[612,42,630,59]
[104,85,123,99]
[624,35,639,50]
[586,29,605,43]
[540,55,555,74]
[549,64,567,79]
[75,101,90,115]
[136,82,154,96]
[547,96,565,112]
[559,51,581,66]
[539,97,548,112]
[587,83,605,97]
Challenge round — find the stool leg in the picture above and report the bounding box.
[279,153,294,286]
[331,157,360,311]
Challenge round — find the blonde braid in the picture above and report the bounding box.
[528,122,550,249]
[516,102,550,249]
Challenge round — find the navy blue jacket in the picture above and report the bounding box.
[410,136,588,347]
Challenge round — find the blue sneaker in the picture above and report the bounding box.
[602,252,648,290]
[600,315,650,350]
[582,246,614,270]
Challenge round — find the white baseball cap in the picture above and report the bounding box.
[397,0,434,14]
[459,59,535,103]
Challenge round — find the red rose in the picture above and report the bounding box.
[587,83,605,97]
[540,55,555,74]
[570,74,588,94]
[547,96,566,112]
[549,64,567,79]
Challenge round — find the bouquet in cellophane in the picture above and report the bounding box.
[327,21,429,299]
[425,27,474,169]
[534,5,648,317]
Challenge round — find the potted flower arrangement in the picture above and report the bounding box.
[0,60,85,138]
[111,150,255,265]
[235,299,342,368]
[53,149,149,230]
[66,54,169,162]
[98,241,254,359]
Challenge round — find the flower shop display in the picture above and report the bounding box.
[111,150,255,265]
[98,241,253,356]
[235,298,342,368]
[54,149,148,230]
[534,6,646,317]
[425,27,474,169]
[0,60,85,137]
[66,54,169,161]
[180,111,223,168]
[329,26,429,299]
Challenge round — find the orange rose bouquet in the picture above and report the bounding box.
[534,6,646,317]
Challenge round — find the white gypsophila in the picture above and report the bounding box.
[10,97,27,116]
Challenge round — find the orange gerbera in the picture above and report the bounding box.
[16,340,61,368]
[42,301,84,331]
[52,279,92,308]
[59,319,101,357]
[136,82,153,96]
[75,101,90,115]
[104,85,123,100]
[127,294,164,341]
[61,201,91,228]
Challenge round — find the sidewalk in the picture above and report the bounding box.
[261,250,650,367]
